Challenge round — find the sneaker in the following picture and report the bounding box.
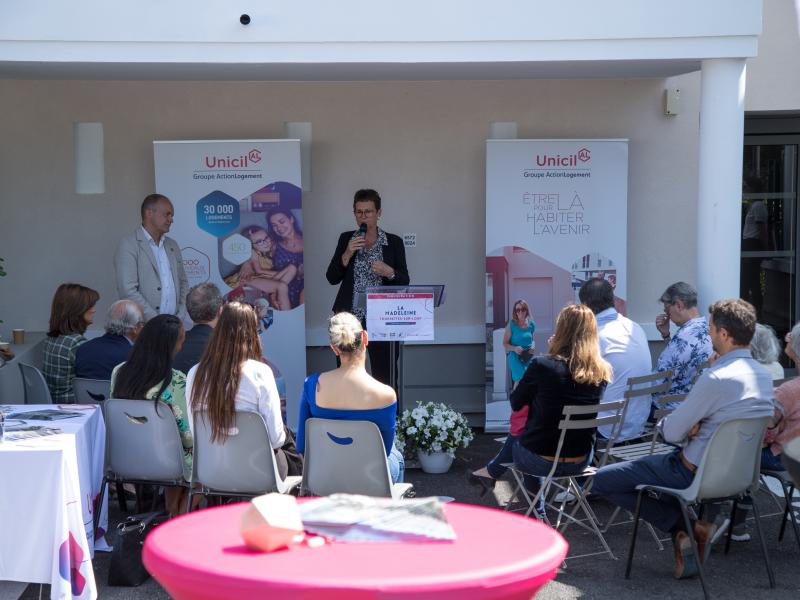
[672,531,700,579]
[730,522,751,542]
[553,490,577,504]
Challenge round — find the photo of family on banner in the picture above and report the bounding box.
[360,285,446,410]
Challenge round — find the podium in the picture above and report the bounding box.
[354,285,446,411]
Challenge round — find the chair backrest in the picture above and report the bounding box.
[773,376,794,388]
[73,378,111,404]
[18,362,52,404]
[103,398,186,483]
[301,418,393,497]
[611,371,672,440]
[690,416,770,502]
[558,399,626,468]
[781,437,800,488]
[652,392,687,421]
[192,410,281,495]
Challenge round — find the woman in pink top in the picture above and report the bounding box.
[763,324,800,470]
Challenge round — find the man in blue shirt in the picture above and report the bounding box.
[592,298,774,580]
[654,282,713,403]
[75,300,143,380]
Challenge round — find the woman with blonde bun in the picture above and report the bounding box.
[296,312,404,482]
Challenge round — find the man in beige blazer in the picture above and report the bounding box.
[115,194,189,322]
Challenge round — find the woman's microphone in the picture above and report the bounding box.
[357,223,368,256]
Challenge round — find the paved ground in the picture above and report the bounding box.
[13,433,800,599]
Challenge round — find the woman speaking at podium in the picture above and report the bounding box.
[326,188,409,386]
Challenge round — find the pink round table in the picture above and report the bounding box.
[143,501,568,599]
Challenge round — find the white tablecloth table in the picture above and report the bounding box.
[0,404,108,600]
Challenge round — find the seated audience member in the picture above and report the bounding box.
[173,283,223,374]
[579,278,653,441]
[654,282,713,403]
[508,304,612,515]
[110,314,191,517]
[591,299,774,579]
[750,323,784,381]
[43,283,99,403]
[186,302,301,479]
[75,299,144,380]
[297,312,404,483]
[764,322,800,470]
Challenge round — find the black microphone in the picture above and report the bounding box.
[357,223,367,256]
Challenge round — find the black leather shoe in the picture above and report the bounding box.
[468,469,497,497]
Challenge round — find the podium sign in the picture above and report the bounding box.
[366,291,434,341]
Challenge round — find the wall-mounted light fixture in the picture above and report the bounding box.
[284,121,312,192]
[489,122,518,139]
[74,122,105,194]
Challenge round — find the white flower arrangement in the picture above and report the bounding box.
[396,402,474,457]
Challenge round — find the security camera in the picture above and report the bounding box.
[240,14,251,25]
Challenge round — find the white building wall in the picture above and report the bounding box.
[0,76,701,343]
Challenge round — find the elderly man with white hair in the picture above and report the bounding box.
[75,299,144,380]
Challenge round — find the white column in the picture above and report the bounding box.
[696,58,746,310]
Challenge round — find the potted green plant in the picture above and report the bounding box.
[396,402,474,474]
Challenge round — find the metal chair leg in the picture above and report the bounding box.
[185,489,195,514]
[725,498,738,555]
[625,488,645,578]
[785,484,800,551]
[750,496,776,588]
[93,477,107,536]
[680,502,709,600]
[778,488,789,542]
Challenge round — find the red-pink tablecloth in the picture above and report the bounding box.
[143,501,568,599]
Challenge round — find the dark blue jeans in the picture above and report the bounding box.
[591,450,695,533]
[486,434,520,479]
[512,443,592,514]
[761,447,785,471]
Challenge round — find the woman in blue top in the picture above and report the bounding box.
[504,299,536,386]
[297,312,404,483]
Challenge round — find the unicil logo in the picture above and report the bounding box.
[535,148,591,167]
[204,148,262,168]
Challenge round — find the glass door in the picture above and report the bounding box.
[741,137,799,366]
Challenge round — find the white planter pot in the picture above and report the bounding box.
[417,450,454,474]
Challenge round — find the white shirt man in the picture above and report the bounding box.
[595,307,653,440]
[579,278,652,440]
[141,225,177,316]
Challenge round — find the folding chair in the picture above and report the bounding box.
[505,399,626,560]
[626,416,774,600]
[18,362,52,404]
[73,378,111,404]
[300,418,413,499]
[187,410,301,511]
[94,398,189,533]
[600,391,688,544]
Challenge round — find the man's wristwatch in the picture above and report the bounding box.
[387,270,396,281]
[661,333,670,341]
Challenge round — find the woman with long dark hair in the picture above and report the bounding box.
[43,283,99,403]
[110,314,191,516]
[186,302,300,478]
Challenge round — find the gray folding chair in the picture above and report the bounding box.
[94,398,189,533]
[505,399,626,560]
[18,362,53,404]
[300,418,413,499]
[626,416,774,599]
[73,378,111,404]
[187,410,301,511]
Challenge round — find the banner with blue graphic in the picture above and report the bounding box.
[154,140,305,426]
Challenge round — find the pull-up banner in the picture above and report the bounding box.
[154,140,305,427]
[485,139,628,431]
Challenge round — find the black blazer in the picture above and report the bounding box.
[326,230,410,314]
[75,333,133,380]
[173,323,213,374]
